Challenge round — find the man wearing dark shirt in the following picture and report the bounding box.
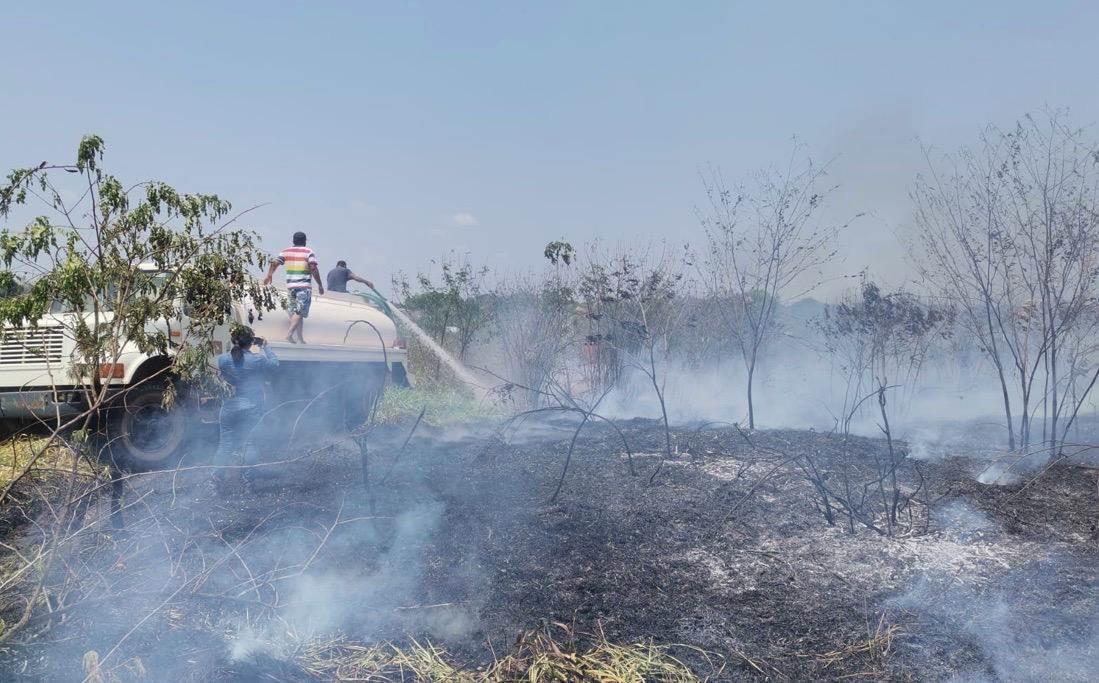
[326,260,374,293]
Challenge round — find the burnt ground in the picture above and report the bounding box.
[1,418,1097,681]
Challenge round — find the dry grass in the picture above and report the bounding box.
[82,650,147,683]
[795,613,900,680]
[300,639,472,682]
[0,435,94,487]
[0,435,102,643]
[490,624,704,682]
[299,623,717,682]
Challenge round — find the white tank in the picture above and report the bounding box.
[238,288,402,364]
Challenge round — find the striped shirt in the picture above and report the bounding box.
[274,246,318,289]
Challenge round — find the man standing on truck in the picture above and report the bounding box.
[262,231,324,344]
[326,260,374,293]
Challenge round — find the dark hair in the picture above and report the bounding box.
[292,231,307,246]
[337,260,347,268]
[230,326,255,367]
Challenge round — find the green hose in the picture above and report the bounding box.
[354,286,394,318]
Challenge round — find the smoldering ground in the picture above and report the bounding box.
[1,410,1097,681]
[0,418,503,681]
[1,305,1096,681]
[890,501,1099,682]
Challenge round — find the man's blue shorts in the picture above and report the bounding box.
[287,288,312,318]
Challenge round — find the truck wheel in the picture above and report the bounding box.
[391,362,411,388]
[101,385,189,470]
[344,364,387,429]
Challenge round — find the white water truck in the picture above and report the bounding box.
[0,280,409,468]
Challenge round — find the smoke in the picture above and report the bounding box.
[895,575,1097,682]
[936,500,997,541]
[226,500,471,662]
[886,501,1099,681]
[597,344,1016,448]
[893,564,1098,681]
[0,382,501,681]
[389,304,487,394]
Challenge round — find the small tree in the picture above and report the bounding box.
[490,272,578,408]
[575,243,687,480]
[0,135,272,640]
[0,136,271,426]
[820,280,951,534]
[700,145,846,429]
[393,253,490,379]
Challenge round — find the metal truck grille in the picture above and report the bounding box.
[0,327,65,366]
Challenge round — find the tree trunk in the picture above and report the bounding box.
[434,308,451,380]
[995,359,1016,451]
[1041,358,1049,446]
[1019,381,1032,449]
[746,358,756,430]
[1049,325,1059,453]
[984,301,1016,450]
[877,382,900,533]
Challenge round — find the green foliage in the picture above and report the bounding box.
[543,239,575,266]
[0,135,274,398]
[373,385,502,426]
[828,282,950,345]
[820,279,953,387]
[393,253,491,362]
[574,246,685,354]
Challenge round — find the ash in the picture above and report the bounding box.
[1,419,1096,681]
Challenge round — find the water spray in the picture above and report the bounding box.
[357,286,486,393]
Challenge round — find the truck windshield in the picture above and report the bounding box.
[47,271,171,313]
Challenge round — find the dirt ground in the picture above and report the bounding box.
[1,417,1097,681]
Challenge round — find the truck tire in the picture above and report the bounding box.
[391,362,411,388]
[100,384,189,470]
[343,363,388,430]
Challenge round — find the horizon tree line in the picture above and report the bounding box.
[390,109,1099,454]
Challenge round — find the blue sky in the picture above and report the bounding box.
[3,1,1098,297]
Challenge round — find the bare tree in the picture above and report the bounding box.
[911,111,1099,451]
[1057,301,1099,442]
[910,135,1020,449]
[699,145,844,429]
[490,272,578,408]
[519,241,689,481]
[1002,114,1099,450]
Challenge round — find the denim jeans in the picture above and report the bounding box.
[215,406,262,468]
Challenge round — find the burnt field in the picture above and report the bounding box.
[1,418,1097,681]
